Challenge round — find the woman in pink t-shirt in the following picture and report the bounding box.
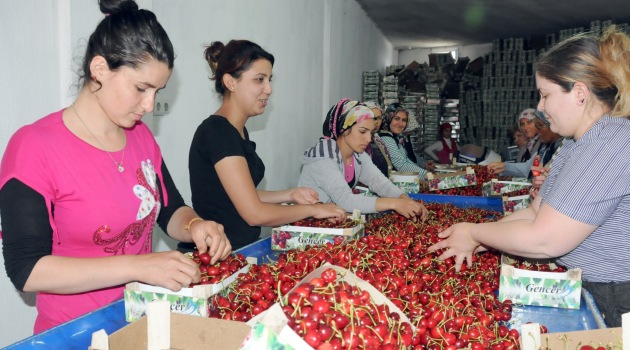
[0,0,231,333]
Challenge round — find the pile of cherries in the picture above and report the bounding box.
[290,217,360,229]
[282,267,415,349]
[207,202,555,349]
[188,251,248,286]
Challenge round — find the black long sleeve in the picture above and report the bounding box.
[0,161,186,292]
[0,178,52,292]
[155,161,187,234]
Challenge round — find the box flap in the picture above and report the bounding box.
[108,314,251,350]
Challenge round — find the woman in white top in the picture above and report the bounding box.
[424,123,457,164]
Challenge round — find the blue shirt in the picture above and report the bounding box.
[540,116,630,282]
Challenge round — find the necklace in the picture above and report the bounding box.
[71,104,125,172]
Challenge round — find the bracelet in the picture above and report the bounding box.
[184,217,204,231]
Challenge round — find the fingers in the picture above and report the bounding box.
[428,239,449,253]
[165,253,201,291]
[437,226,453,238]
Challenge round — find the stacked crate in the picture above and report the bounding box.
[362,70,381,105]
[458,76,483,145]
[423,83,442,150]
[401,92,425,157]
[478,37,538,154]
[382,75,399,106]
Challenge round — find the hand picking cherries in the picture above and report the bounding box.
[532,156,541,177]
[188,251,247,286]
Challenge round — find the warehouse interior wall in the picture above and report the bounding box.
[0,0,394,345]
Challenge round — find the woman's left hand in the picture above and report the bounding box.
[291,187,320,204]
[190,220,232,265]
[427,222,480,272]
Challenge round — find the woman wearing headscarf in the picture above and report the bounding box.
[378,103,428,178]
[299,98,428,219]
[516,108,541,162]
[363,102,393,177]
[488,110,563,179]
[424,122,458,164]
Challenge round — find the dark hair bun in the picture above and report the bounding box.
[204,41,225,75]
[98,0,138,16]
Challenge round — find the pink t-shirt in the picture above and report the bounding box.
[0,109,168,333]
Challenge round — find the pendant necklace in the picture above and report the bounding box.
[71,104,125,172]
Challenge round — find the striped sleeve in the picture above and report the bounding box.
[540,117,630,282]
[543,131,630,226]
[380,136,423,175]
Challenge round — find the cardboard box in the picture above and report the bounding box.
[389,171,420,193]
[482,179,531,197]
[499,255,582,309]
[426,166,477,191]
[520,312,630,350]
[124,264,250,321]
[502,194,531,215]
[271,215,364,251]
[242,265,413,350]
[90,307,251,350]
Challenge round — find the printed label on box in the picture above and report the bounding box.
[499,255,582,309]
[499,275,582,309]
[483,180,531,197]
[124,264,250,321]
[427,167,477,191]
[390,172,420,193]
[502,194,530,214]
[271,223,364,251]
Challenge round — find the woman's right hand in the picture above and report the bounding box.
[137,251,201,292]
[312,203,347,221]
[487,162,505,174]
[531,165,549,188]
[393,197,429,222]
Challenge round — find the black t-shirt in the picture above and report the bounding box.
[188,115,265,250]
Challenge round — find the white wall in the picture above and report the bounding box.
[0,0,393,346]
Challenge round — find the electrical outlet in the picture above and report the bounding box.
[154,98,169,116]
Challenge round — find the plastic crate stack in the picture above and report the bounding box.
[457,75,483,145]
[382,75,399,106]
[423,83,442,150]
[401,92,426,157]
[362,70,381,105]
[479,37,538,153]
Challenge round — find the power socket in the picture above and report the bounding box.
[154,98,169,116]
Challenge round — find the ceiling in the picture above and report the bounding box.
[355,0,630,49]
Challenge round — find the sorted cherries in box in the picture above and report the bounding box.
[243,265,415,349]
[189,251,249,286]
[124,252,250,322]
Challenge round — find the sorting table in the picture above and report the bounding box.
[4,194,605,349]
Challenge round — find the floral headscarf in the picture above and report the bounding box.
[323,98,374,140]
[363,101,383,115]
[379,103,408,145]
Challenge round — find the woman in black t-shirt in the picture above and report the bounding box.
[185,40,345,251]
